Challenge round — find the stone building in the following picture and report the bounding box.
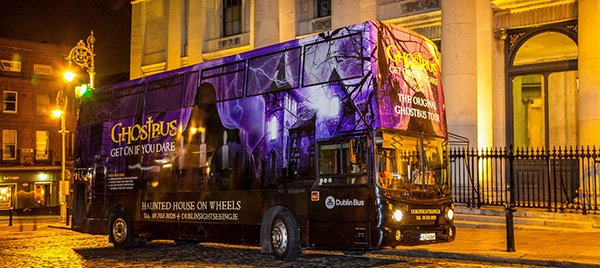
[129,0,599,149]
[0,38,76,214]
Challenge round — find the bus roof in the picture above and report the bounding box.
[85,21,445,138]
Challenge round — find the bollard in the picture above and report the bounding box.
[8,207,13,226]
[505,203,516,252]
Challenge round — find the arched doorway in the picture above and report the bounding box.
[507,24,578,148]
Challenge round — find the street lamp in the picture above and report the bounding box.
[67,31,95,89]
[52,71,74,223]
[51,107,67,222]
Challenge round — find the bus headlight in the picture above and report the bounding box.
[392,209,404,222]
[445,207,454,221]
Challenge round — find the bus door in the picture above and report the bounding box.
[308,137,371,249]
[72,168,92,231]
[87,164,107,220]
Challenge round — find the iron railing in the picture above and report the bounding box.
[450,146,600,214]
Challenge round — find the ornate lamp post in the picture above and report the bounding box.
[67,31,96,89]
[52,72,75,222]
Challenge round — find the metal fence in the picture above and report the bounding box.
[450,146,600,214]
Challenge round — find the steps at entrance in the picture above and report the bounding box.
[454,206,600,232]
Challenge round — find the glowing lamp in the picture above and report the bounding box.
[63,71,76,83]
[51,109,64,119]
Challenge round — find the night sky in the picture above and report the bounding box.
[0,0,131,81]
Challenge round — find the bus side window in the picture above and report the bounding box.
[349,138,366,174]
[145,75,183,114]
[198,82,216,105]
[318,140,368,186]
[319,144,338,175]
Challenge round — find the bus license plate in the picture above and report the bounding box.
[419,233,436,241]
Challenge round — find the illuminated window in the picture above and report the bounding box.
[36,94,49,114]
[2,129,17,160]
[3,91,17,113]
[0,186,14,210]
[510,30,578,147]
[223,0,241,37]
[269,116,278,141]
[34,183,51,207]
[35,131,49,160]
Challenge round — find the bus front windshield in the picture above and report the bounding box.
[375,130,449,195]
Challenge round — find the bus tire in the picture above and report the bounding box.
[270,211,300,262]
[446,225,456,242]
[108,211,136,248]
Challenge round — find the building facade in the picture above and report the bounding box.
[129,0,599,149]
[0,38,76,214]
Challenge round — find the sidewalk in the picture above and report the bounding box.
[0,215,62,231]
[2,216,600,267]
[382,227,600,267]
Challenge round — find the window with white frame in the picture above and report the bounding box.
[223,0,242,37]
[35,131,49,160]
[33,64,53,76]
[0,60,21,72]
[3,91,17,113]
[2,130,17,161]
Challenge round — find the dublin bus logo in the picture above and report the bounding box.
[325,196,335,209]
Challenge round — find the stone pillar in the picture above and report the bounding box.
[167,0,182,70]
[492,35,506,147]
[187,0,206,65]
[279,0,296,42]
[578,0,600,146]
[254,0,280,48]
[441,0,478,146]
[130,0,145,79]
[476,0,493,148]
[332,0,376,29]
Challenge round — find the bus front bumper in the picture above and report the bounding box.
[379,224,456,247]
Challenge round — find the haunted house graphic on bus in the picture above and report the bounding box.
[76,21,445,192]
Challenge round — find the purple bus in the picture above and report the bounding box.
[72,21,455,261]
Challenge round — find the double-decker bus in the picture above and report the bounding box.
[72,21,455,261]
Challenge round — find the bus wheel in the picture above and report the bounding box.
[109,211,136,248]
[270,211,300,262]
[447,225,456,242]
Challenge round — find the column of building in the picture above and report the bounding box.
[476,0,493,148]
[187,0,206,65]
[578,0,600,146]
[331,0,376,29]
[130,0,146,79]
[441,0,478,147]
[167,0,183,70]
[253,0,280,48]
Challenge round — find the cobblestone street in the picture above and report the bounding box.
[0,223,540,267]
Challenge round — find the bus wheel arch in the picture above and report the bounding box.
[108,206,137,248]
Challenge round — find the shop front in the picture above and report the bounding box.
[0,170,61,215]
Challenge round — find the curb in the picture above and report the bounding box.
[47,225,72,231]
[376,249,600,268]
